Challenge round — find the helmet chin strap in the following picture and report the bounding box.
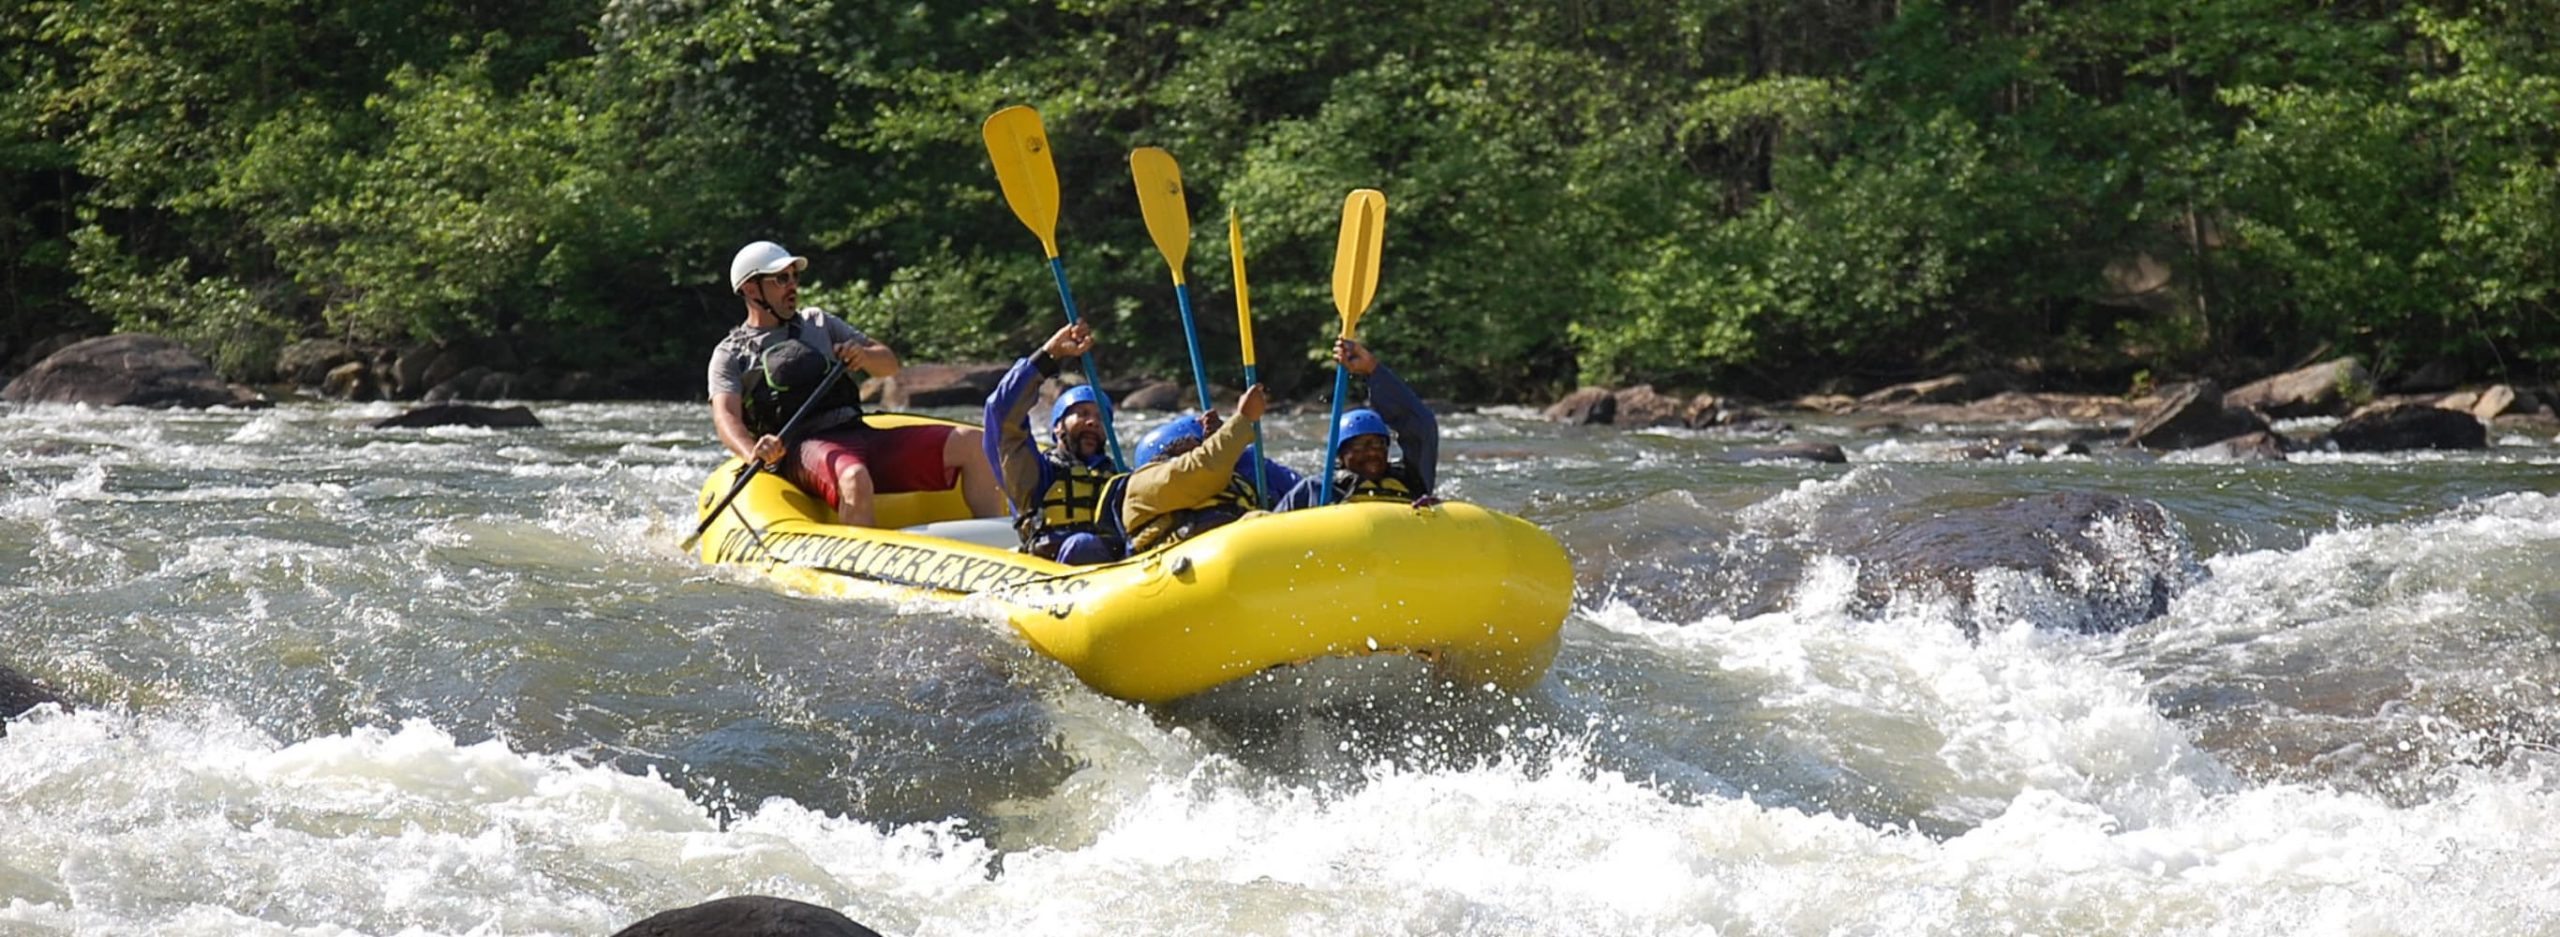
[742,281,782,323]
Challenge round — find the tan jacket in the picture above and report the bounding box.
[1118,415,1255,545]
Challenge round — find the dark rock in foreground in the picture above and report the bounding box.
[2,664,69,736]
[2323,404,2487,452]
[1,334,271,409]
[1821,491,2202,635]
[612,896,884,937]
[368,403,543,429]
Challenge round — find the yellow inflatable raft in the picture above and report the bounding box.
[691,415,1573,703]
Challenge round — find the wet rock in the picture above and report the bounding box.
[2323,404,2486,452]
[611,896,883,937]
[322,361,380,401]
[1821,491,2201,635]
[1683,392,1734,428]
[1116,379,1187,412]
[877,361,1009,409]
[276,339,370,387]
[1865,391,2148,427]
[1858,372,2003,407]
[2223,358,2368,419]
[1,333,271,409]
[1715,442,1847,464]
[1545,386,1616,424]
[2455,384,2517,422]
[2,664,68,736]
[369,403,542,429]
[2181,431,2291,462]
[2127,380,2267,450]
[1792,393,1857,414]
[1612,384,1686,427]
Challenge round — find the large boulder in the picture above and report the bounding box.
[1612,384,1686,427]
[876,362,1009,409]
[1,333,270,409]
[611,896,883,937]
[2223,358,2368,419]
[2323,404,2486,452]
[1822,491,2202,635]
[275,339,370,387]
[1544,386,1617,425]
[2127,380,2267,450]
[369,403,542,430]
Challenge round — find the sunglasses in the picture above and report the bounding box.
[760,271,798,286]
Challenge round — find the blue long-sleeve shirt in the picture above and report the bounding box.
[984,352,1108,516]
[1274,362,1436,511]
[985,353,1302,527]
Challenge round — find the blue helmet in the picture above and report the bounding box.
[1049,384,1107,429]
[1135,417,1204,467]
[1333,408,1389,458]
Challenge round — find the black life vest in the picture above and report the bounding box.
[1018,457,1123,558]
[1126,473,1261,553]
[743,320,865,438]
[1332,468,1419,505]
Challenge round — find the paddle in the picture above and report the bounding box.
[1129,147,1215,413]
[1319,189,1386,506]
[681,355,849,554]
[982,105,1127,470]
[1228,206,1270,508]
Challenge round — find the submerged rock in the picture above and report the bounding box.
[1820,491,2202,635]
[368,403,542,429]
[2,664,69,735]
[611,896,883,937]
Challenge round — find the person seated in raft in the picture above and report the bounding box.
[1115,385,1274,553]
[1275,338,1438,510]
[984,322,1126,564]
[706,240,1007,528]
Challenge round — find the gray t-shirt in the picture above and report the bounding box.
[706,308,872,434]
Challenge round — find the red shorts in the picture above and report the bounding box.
[786,423,959,506]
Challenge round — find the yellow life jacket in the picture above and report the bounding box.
[1334,470,1418,505]
[1126,474,1260,554]
[1017,457,1120,550]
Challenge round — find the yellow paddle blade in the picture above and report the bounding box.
[1229,206,1257,368]
[1330,188,1387,340]
[1129,147,1191,285]
[982,106,1062,259]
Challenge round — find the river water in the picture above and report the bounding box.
[5,398,2560,935]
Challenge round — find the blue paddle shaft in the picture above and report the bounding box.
[1173,283,1214,412]
[1243,362,1269,508]
[1320,365,1350,505]
[1048,257,1127,471]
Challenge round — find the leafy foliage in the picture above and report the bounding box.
[7,0,2560,395]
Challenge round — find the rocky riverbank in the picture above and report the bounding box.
[8,332,2555,459]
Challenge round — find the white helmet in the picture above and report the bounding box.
[728,241,807,292]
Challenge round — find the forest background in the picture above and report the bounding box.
[3,0,2556,404]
